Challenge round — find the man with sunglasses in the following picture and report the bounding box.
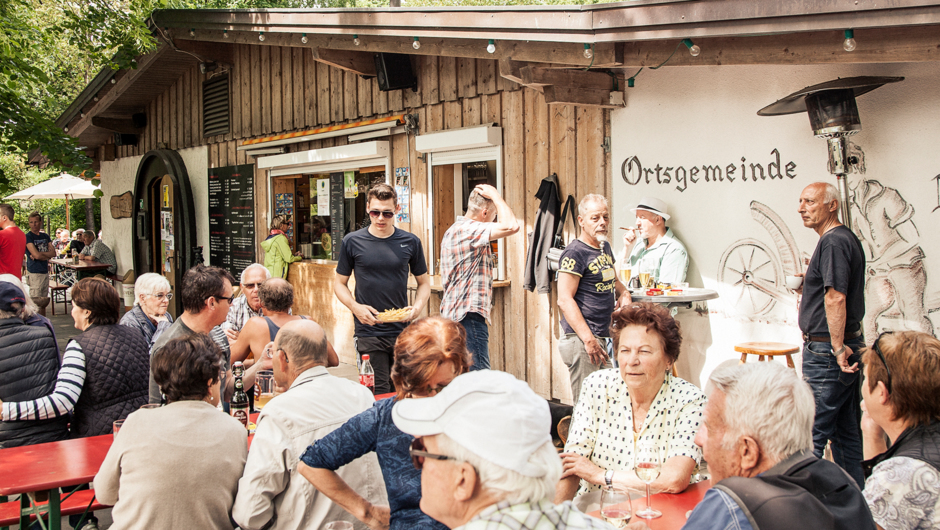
[439,184,520,372]
[860,331,940,530]
[148,264,271,405]
[220,263,273,344]
[796,182,867,487]
[335,183,430,394]
[391,370,614,530]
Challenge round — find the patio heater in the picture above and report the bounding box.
[757,76,903,229]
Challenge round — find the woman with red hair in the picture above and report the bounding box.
[299,316,471,530]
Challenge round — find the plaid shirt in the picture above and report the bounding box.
[440,217,493,323]
[220,294,263,332]
[80,239,117,274]
[460,499,615,530]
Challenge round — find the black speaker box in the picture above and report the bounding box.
[374,53,417,92]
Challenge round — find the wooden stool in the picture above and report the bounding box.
[735,342,799,369]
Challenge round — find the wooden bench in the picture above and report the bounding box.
[0,489,109,528]
[49,281,69,316]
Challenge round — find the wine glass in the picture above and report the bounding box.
[600,486,632,529]
[634,440,663,519]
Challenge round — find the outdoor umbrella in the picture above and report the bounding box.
[4,173,100,231]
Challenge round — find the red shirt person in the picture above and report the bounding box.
[0,205,26,279]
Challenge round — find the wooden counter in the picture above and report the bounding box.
[408,275,511,293]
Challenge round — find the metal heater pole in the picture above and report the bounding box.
[827,137,853,229]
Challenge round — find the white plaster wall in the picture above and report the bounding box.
[99,146,208,275]
[611,62,940,386]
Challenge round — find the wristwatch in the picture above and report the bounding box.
[832,345,846,357]
[605,470,614,487]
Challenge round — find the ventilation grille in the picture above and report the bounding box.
[203,74,230,137]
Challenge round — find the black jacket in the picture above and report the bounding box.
[863,420,940,477]
[523,174,561,294]
[0,317,69,448]
[71,324,150,438]
[715,450,875,530]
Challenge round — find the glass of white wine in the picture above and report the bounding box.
[634,440,663,519]
[600,486,632,529]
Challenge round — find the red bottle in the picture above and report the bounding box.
[359,355,375,394]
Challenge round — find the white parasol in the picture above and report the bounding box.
[4,173,100,231]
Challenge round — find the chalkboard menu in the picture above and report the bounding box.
[329,172,344,261]
[209,164,256,280]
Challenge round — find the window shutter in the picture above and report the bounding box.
[203,74,230,137]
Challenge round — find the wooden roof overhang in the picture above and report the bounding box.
[50,0,940,160]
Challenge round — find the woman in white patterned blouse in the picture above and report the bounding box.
[555,302,706,502]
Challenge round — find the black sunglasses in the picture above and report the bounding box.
[871,331,894,393]
[369,210,395,219]
[409,437,457,470]
[211,294,235,304]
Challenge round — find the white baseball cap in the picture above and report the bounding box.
[391,370,552,477]
[630,197,671,220]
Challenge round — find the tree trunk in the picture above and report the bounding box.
[85,198,96,233]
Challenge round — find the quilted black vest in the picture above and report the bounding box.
[71,324,150,438]
[0,317,69,448]
[863,420,940,478]
[715,451,875,530]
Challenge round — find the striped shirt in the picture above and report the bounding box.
[440,217,494,323]
[2,340,85,421]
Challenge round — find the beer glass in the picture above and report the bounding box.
[255,370,275,409]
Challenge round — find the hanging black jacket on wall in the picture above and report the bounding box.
[714,450,875,530]
[523,174,561,294]
[71,324,150,438]
[0,317,69,448]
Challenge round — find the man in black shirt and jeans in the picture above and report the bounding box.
[796,181,867,487]
[335,183,430,394]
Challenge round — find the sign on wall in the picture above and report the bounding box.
[208,164,256,280]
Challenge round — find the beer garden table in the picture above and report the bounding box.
[49,257,112,276]
[587,480,710,530]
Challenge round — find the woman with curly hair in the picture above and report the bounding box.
[556,301,706,502]
[299,316,472,530]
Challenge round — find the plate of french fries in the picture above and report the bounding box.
[375,307,412,323]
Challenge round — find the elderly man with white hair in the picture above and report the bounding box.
[678,362,875,530]
[120,273,174,346]
[220,263,273,343]
[391,370,616,530]
[621,197,688,285]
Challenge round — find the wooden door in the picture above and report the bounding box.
[150,175,179,318]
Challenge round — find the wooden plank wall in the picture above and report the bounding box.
[111,44,610,403]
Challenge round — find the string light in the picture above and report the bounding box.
[259,31,265,42]
[682,39,701,57]
[353,34,360,46]
[189,28,195,37]
[583,43,593,59]
[301,33,308,44]
[223,29,228,39]
[412,37,421,50]
[843,29,856,52]
[486,39,496,54]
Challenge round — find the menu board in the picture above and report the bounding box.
[329,172,344,261]
[209,164,256,280]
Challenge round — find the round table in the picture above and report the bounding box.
[628,287,719,313]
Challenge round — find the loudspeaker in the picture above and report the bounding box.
[374,53,417,92]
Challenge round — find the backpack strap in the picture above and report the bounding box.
[553,194,578,248]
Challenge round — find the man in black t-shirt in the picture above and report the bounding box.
[24,212,55,315]
[796,182,867,487]
[334,183,430,394]
[556,194,628,404]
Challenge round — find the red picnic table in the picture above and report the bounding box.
[587,480,709,530]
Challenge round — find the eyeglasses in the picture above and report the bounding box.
[242,283,260,290]
[368,210,395,219]
[212,294,235,304]
[409,437,457,470]
[149,293,173,300]
[871,331,894,393]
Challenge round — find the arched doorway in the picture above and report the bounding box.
[132,150,197,318]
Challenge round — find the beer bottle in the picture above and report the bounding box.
[230,362,249,428]
[360,354,375,394]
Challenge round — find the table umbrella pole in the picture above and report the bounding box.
[65,195,70,233]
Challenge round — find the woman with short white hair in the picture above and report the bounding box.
[119,273,174,345]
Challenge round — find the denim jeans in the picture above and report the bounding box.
[461,312,490,371]
[802,335,866,488]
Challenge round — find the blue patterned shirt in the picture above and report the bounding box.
[681,488,755,530]
[300,397,447,530]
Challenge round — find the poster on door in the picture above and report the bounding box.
[317,178,330,213]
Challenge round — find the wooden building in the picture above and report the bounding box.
[54,1,940,401]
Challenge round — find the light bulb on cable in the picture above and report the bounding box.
[413,37,421,50]
[189,28,195,37]
[259,32,265,42]
[843,29,856,52]
[682,39,700,57]
[223,30,228,39]
[486,39,496,54]
[353,34,360,46]
[583,43,593,59]
[301,33,308,44]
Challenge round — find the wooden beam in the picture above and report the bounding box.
[620,26,940,67]
[90,117,143,134]
[520,66,617,91]
[173,30,622,67]
[543,86,624,108]
[498,58,526,85]
[312,47,377,76]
